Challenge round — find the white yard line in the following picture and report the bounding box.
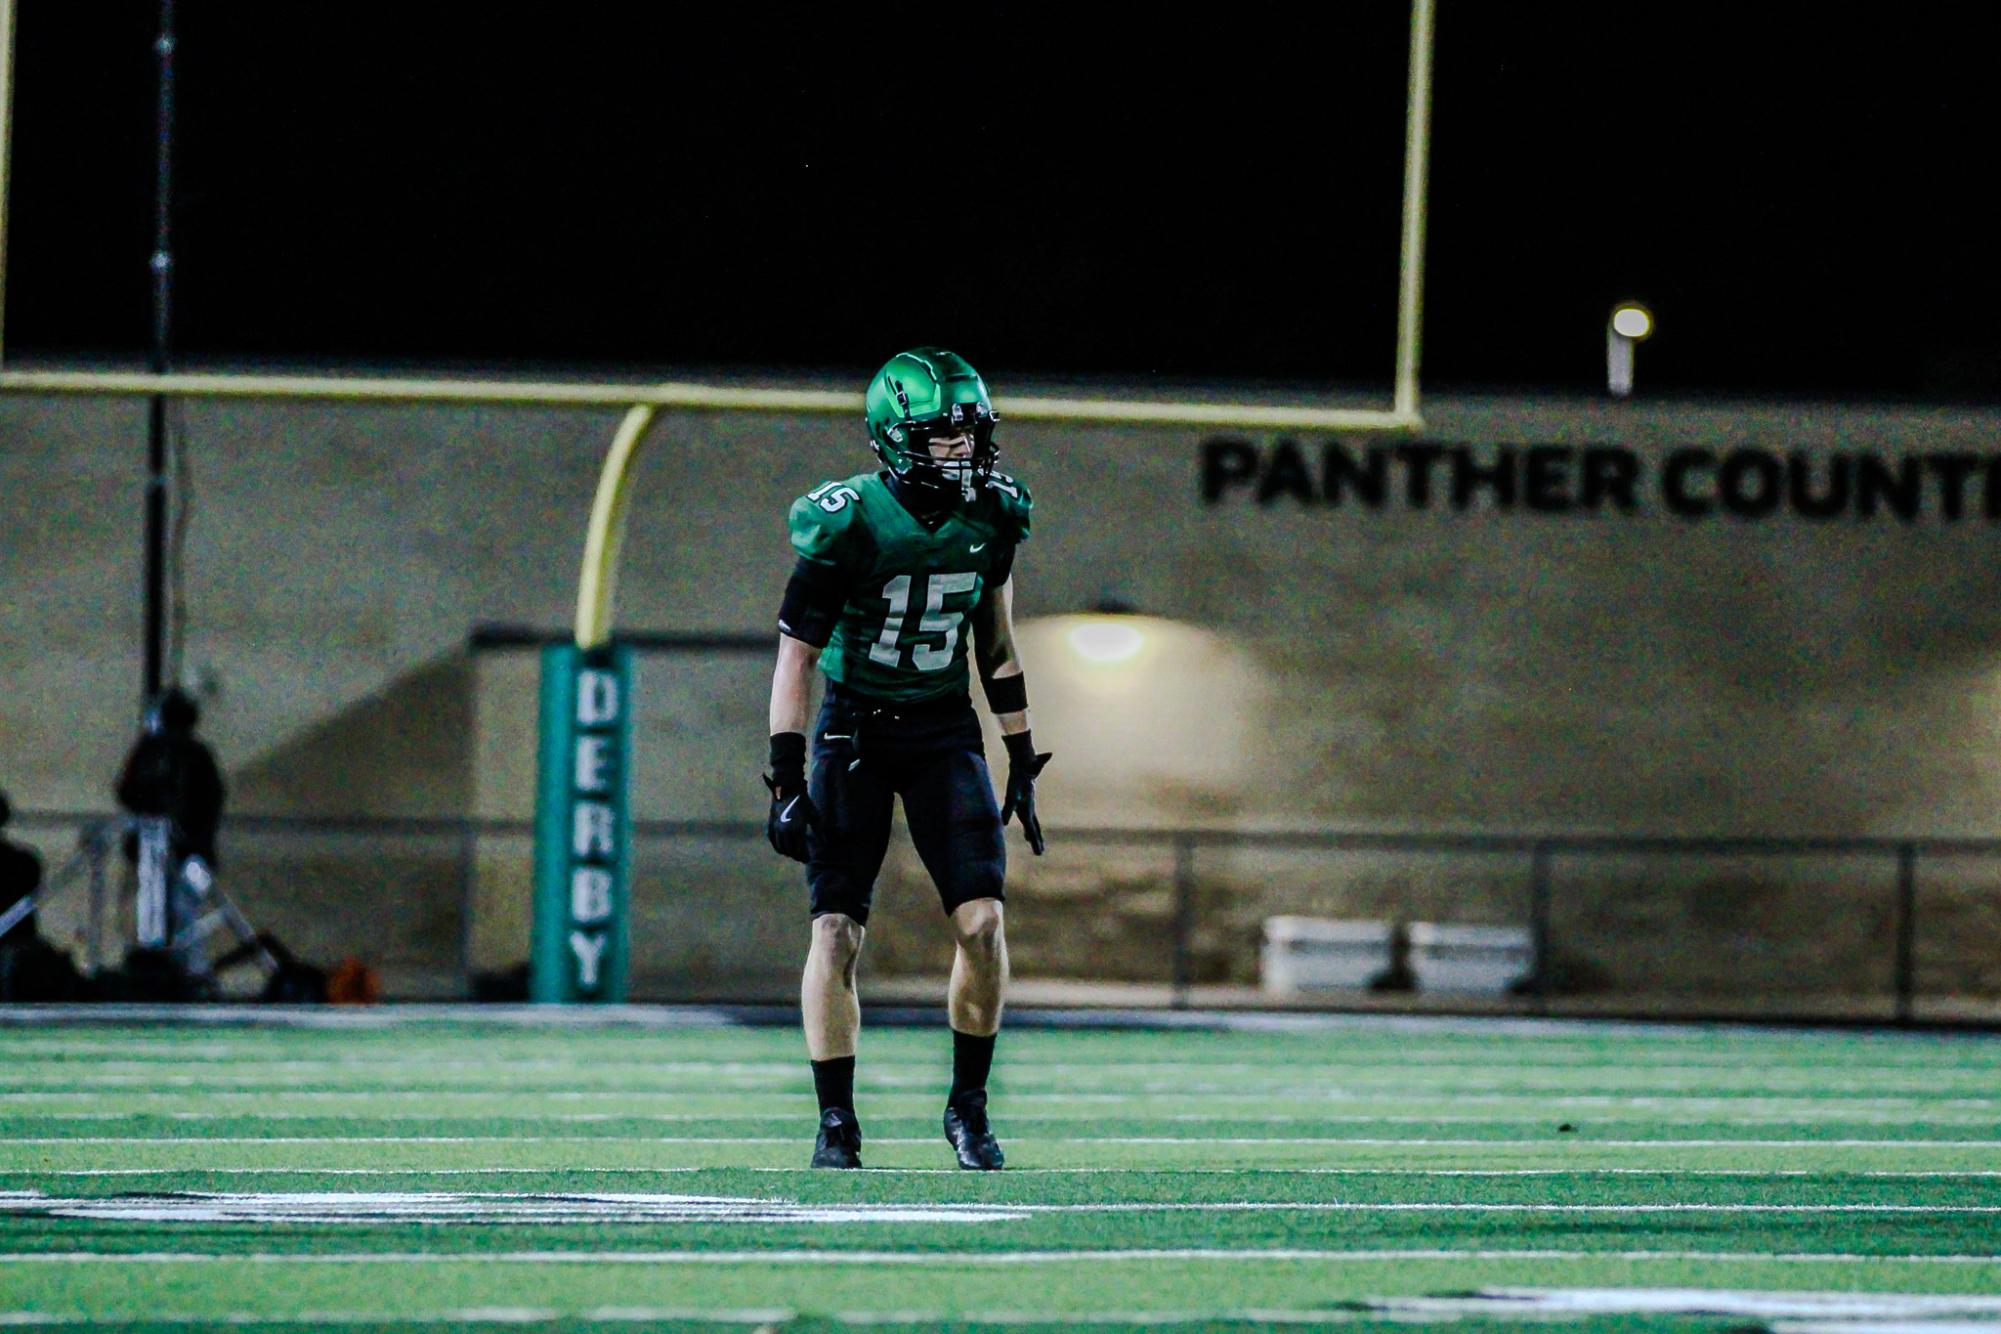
[0,1314,798,1328]
[1021,1203,2001,1214]
[6,1089,1997,1113]
[1040,1144,2000,1152]
[6,1079,1995,1102]
[1376,1296,2001,1328]
[10,1109,2001,1128]
[4,1191,1994,1219]
[2,1247,1999,1265]
[16,1165,2001,1178]
[0,1192,1030,1225]
[1774,1323,2001,1333]
[0,1311,1422,1329]
[9,1306,1999,1330]
[0,1311,1346,1329]
[829,1314,1372,1327]
[7,1054,1998,1077]
[0,1312,1374,1328]
[11,1134,2001,1147]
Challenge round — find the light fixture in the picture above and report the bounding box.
[1067,620,1146,665]
[1611,304,1653,340]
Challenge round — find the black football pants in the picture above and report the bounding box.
[806,683,1006,926]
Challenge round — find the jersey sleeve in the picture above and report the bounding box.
[989,473,1033,544]
[787,484,866,573]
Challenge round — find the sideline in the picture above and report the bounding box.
[5,1003,1998,1039]
[5,1247,2000,1265]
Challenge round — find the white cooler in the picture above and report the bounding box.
[1406,922,1534,995]
[1260,916,1396,994]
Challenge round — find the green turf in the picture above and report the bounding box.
[1,1014,1998,1331]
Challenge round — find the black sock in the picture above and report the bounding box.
[950,1029,996,1105]
[811,1055,856,1114]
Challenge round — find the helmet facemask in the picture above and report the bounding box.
[874,400,1000,507]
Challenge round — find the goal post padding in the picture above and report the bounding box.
[530,641,634,1002]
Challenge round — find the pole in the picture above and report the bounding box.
[1392,0,1434,422]
[1607,326,1635,397]
[1892,842,1917,1024]
[1528,841,1553,1013]
[575,405,657,649]
[1,0,18,363]
[143,0,176,704]
[1170,834,1195,1009]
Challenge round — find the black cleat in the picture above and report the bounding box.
[811,1107,863,1169]
[943,1092,1004,1171]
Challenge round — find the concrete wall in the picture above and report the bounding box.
[4,380,1999,1005]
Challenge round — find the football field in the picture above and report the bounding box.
[2,1010,1999,1332]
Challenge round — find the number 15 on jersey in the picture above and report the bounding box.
[867,572,981,673]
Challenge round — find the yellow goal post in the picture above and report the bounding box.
[1,0,1434,1003]
[0,0,1435,651]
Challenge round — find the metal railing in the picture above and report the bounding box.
[9,809,1999,1022]
[1123,826,2001,1022]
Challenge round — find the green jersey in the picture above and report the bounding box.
[787,471,1033,703]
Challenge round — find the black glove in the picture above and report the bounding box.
[1001,731,1053,856]
[764,732,818,864]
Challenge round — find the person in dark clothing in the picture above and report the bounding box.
[116,689,226,868]
[116,691,227,982]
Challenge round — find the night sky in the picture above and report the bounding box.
[5,3,1999,400]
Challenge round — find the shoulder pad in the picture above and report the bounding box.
[788,479,868,566]
[984,471,1033,542]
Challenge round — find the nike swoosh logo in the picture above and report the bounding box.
[779,796,800,824]
[970,542,987,552]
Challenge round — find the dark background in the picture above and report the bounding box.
[5,3,1998,399]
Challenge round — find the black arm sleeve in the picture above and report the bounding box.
[777,557,849,648]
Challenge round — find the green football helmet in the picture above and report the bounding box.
[863,348,1000,504]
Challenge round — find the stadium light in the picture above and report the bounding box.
[1607,302,1653,398]
[1612,305,1653,340]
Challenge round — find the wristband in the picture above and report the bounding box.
[982,671,1028,715]
[768,731,807,786]
[1003,730,1038,766]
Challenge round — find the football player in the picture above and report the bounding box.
[764,348,1050,1171]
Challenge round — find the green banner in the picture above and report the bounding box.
[530,642,633,1002]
